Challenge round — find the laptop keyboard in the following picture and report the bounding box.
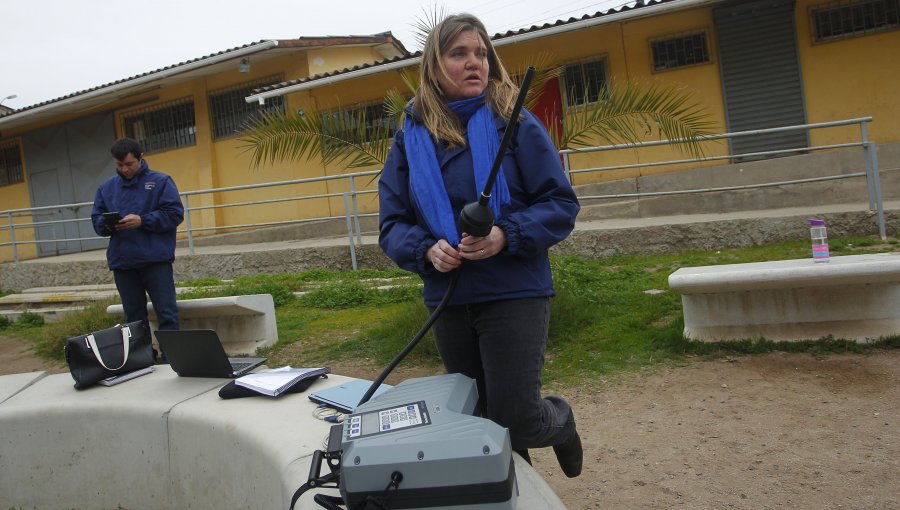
[230,361,255,372]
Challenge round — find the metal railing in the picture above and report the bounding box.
[0,117,886,267]
[559,116,885,238]
[177,170,381,270]
[0,170,381,268]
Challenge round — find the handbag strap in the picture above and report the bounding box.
[86,325,132,371]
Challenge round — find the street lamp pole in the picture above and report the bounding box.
[0,94,18,107]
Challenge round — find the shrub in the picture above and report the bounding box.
[16,312,45,327]
[35,302,122,361]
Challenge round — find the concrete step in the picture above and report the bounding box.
[0,290,120,307]
[20,284,118,294]
[0,307,87,324]
[0,285,220,318]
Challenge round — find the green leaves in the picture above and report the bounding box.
[553,80,717,157]
[240,107,394,170]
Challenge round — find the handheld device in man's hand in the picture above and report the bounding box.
[102,212,121,229]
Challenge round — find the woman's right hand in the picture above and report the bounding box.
[428,239,462,273]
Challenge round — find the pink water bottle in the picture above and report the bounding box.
[808,218,829,263]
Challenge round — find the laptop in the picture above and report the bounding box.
[154,329,267,378]
[308,379,392,413]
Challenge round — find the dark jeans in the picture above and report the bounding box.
[431,297,576,451]
[113,262,179,331]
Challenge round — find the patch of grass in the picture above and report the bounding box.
[177,276,224,287]
[317,300,442,366]
[255,297,442,371]
[15,301,124,361]
[175,269,419,307]
[298,279,421,309]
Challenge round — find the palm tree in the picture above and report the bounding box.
[241,18,716,171]
[242,68,715,170]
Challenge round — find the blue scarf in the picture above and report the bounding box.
[405,94,511,246]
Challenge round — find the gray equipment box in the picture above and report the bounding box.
[338,373,518,509]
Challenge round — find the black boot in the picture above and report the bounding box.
[553,428,583,478]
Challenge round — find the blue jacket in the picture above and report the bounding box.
[379,109,580,307]
[91,160,184,270]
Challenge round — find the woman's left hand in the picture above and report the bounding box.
[459,226,507,261]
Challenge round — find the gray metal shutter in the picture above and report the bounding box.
[24,112,115,256]
[714,0,808,160]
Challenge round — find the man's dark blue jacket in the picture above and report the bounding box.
[91,160,184,270]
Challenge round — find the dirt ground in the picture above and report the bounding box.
[2,335,896,509]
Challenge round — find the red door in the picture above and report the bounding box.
[530,76,564,147]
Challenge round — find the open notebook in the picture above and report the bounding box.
[154,329,266,378]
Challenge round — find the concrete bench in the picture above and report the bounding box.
[0,368,565,510]
[107,294,277,356]
[668,253,900,342]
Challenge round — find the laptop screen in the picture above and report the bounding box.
[154,329,266,378]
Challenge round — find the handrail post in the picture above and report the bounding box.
[866,141,887,240]
[183,193,195,256]
[860,122,886,239]
[562,152,572,184]
[860,122,877,212]
[343,192,359,271]
[349,176,362,245]
[7,212,18,265]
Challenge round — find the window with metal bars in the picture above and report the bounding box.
[563,59,607,107]
[811,0,899,41]
[120,98,196,154]
[322,101,397,144]
[651,32,710,72]
[208,75,285,140]
[0,140,24,186]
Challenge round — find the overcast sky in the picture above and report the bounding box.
[1,0,628,109]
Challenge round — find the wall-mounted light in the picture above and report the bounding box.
[239,58,251,73]
[297,108,305,117]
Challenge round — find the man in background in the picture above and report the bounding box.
[91,137,184,359]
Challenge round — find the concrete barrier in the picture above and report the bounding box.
[107,294,277,356]
[0,367,565,510]
[668,253,900,341]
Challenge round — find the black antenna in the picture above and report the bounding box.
[357,67,537,407]
[456,67,536,237]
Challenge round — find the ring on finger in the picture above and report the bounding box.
[480,248,485,256]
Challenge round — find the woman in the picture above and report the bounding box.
[378,13,582,477]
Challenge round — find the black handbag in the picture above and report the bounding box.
[64,320,155,389]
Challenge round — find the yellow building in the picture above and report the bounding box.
[1,0,897,263]
[0,34,406,261]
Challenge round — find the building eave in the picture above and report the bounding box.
[245,0,723,105]
[0,32,409,133]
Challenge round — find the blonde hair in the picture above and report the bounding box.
[414,13,519,147]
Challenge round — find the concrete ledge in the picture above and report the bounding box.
[668,253,900,341]
[0,368,563,510]
[107,294,277,356]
